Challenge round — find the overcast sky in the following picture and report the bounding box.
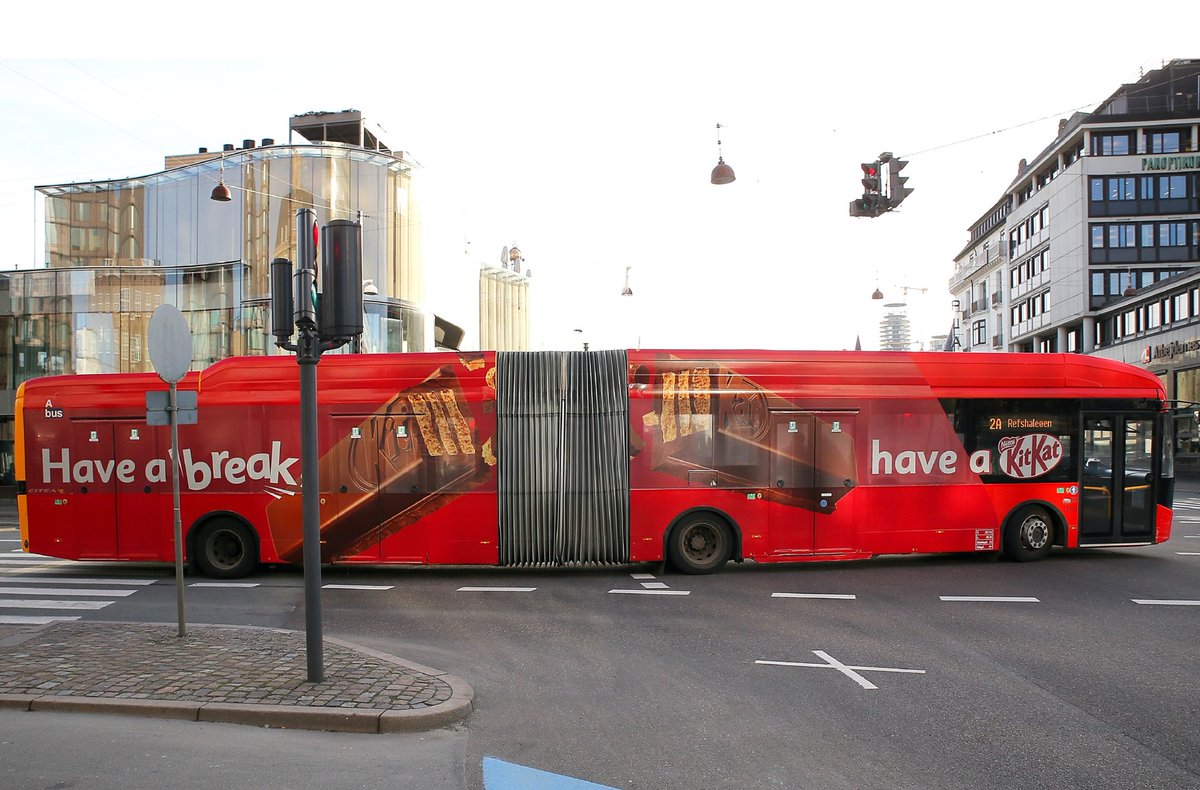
[0,3,1193,352]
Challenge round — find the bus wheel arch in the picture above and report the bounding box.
[1002,501,1061,562]
[665,509,740,574]
[189,513,259,579]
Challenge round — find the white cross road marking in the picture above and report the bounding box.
[640,582,670,589]
[1132,599,1200,606]
[188,582,260,588]
[772,593,857,600]
[940,596,1040,603]
[630,573,656,580]
[0,586,137,597]
[0,614,82,625]
[0,599,113,610]
[457,586,537,592]
[323,584,395,590]
[607,589,690,596]
[757,650,926,690]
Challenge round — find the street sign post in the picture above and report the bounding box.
[148,304,194,637]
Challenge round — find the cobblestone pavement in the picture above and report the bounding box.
[0,621,473,733]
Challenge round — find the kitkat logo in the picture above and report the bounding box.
[997,433,1062,479]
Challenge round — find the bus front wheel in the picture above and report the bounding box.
[1003,505,1054,562]
[667,513,732,574]
[194,518,257,579]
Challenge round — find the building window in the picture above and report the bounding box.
[972,320,986,346]
[1108,224,1137,248]
[1092,133,1132,156]
[1091,226,1105,248]
[1147,130,1182,154]
[1174,292,1191,321]
[1108,177,1136,200]
[1160,222,1188,246]
[1159,175,1187,199]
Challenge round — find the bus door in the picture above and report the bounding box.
[768,412,858,555]
[68,421,118,558]
[326,413,427,563]
[113,420,169,560]
[64,420,167,560]
[1080,414,1156,544]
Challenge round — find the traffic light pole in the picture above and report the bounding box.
[270,208,364,684]
[297,324,324,683]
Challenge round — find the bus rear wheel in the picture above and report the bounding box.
[194,518,257,579]
[667,513,732,574]
[1003,505,1054,562]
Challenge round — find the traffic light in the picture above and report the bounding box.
[887,157,913,208]
[851,160,886,218]
[861,161,881,194]
[293,209,319,329]
[318,219,364,344]
[270,257,294,343]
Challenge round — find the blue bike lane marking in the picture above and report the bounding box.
[483,758,618,789]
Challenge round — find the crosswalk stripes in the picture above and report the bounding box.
[0,556,154,625]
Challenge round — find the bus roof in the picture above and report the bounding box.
[16,350,1166,411]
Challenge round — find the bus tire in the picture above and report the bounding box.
[1003,505,1054,563]
[667,513,732,574]
[194,518,258,579]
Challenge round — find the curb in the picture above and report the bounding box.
[0,624,474,735]
[2,693,473,733]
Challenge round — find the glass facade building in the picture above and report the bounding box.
[0,110,467,486]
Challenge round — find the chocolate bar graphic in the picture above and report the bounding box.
[648,361,856,513]
[267,364,492,563]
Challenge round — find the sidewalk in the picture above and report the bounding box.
[0,621,473,734]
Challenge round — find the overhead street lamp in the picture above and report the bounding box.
[710,123,736,185]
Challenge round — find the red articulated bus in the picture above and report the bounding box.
[15,349,1173,578]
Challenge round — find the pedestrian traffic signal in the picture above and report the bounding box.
[887,157,913,208]
[849,193,888,218]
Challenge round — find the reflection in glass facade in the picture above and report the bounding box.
[15,141,432,378]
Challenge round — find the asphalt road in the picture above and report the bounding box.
[3,502,1199,789]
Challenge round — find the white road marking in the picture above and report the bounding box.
[0,558,70,565]
[0,576,157,585]
[640,582,670,589]
[323,584,395,591]
[0,599,113,610]
[0,614,82,625]
[188,582,260,588]
[0,586,137,597]
[607,589,690,596]
[1175,552,1200,556]
[630,573,656,580]
[1132,599,1200,606]
[772,593,857,600]
[457,586,537,592]
[757,650,926,690]
[940,596,1040,603]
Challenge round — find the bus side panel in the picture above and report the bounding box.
[415,491,500,565]
[1156,504,1172,544]
[853,484,999,555]
[629,488,766,562]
